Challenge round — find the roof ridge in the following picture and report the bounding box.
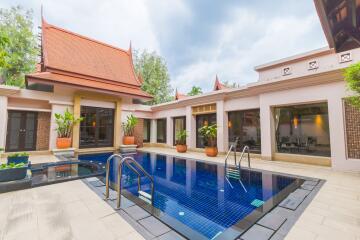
[43,21,130,55]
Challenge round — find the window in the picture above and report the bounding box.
[196,113,216,148]
[173,116,186,145]
[228,109,261,153]
[156,118,167,143]
[143,119,151,143]
[80,106,114,148]
[274,103,331,157]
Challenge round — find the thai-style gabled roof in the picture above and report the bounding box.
[26,18,152,99]
[175,89,188,100]
[213,75,228,91]
[314,0,360,52]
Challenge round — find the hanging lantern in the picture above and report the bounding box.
[293,116,298,129]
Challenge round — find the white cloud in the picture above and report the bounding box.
[0,0,160,52]
[172,7,327,93]
[0,1,327,94]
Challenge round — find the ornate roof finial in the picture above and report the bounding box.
[41,5,45,22]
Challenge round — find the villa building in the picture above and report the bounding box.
[0,19,152,154]
[0,1,360,172]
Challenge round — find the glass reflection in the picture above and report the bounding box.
[274,103,331,157]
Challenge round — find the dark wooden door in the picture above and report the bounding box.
[6,111,38,152]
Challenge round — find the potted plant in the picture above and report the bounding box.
[122,114,138,145]
[198,124,218,157]
[0,162,28,182]
[7,152,29,165]
[175,129,188,153]
[55,108,83,149]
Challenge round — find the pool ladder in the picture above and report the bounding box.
[224,138,251,192]
[104,154,154,209]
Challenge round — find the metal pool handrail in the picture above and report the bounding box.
[116,156,154,209]
[224,137,240,170]
[104,154,123,200]
[238,145,251,169]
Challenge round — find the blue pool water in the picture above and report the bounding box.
[79,151,298,239]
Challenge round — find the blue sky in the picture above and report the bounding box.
[0,0,328,93]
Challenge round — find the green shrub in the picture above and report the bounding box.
[8,152,29,158]
[55,108,83,138]
[198,124,217,147]
[0,162,26,170]
[344,63,360,109]
[122,114,138,136]
[175,129,187,145]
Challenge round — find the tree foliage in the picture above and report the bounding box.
[133,49,173,105]
[344,62,360,109]
[0,6,38,87]
[222,80,239,88]
[187,86,203,96]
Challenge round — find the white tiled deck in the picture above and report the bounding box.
[0,147,359,240]
[0,180,144,240]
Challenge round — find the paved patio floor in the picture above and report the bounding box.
[0,147,360,240]
[0,180,144,240]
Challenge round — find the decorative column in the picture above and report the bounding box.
[186,106,196,149]
[167,116,173,146]
[0,96,8,149]
[72,95,81,149]
[216,100,227,152]
[114,99,122,148]
[150,119,157,143]
[259,98,273,161]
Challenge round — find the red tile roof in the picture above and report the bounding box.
[26,19,151,99]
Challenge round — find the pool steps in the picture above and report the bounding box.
[224,139,251,192]
[138,190,152,204]
[104,154,154,209]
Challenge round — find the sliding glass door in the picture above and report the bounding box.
[196,113,216,148]
[6,111,38,152]
[228,109,261,153]
[156,118,167,143]
[173,116,186,145]
[274,102,330,157]
[80,106,114,148]
[143,119,151,143]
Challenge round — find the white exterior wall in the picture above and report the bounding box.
[152,107,186,145]
[258,81,360,171]
[216,100,226,152]
[186,106,196,149]
[257,48,360,82]
[0,96,8,149]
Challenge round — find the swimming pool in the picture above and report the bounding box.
[79,151,303,240]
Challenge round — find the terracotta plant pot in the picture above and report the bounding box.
[56,138,72,149]
[123,136,135,145]
[176,144,187,153]
[205,146,218,157]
